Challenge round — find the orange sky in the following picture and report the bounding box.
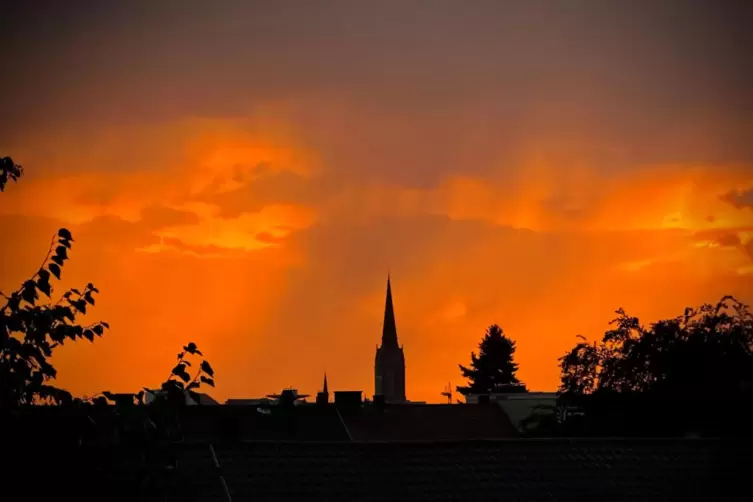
[1,1,752,403]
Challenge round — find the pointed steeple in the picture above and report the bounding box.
[381,274,399,348]
[323,372,329,394]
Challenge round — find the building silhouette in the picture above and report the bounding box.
[374,275,406,403]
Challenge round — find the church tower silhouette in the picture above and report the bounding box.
[374,275,406,403]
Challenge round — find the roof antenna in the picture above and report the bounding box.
[441,382,453,404]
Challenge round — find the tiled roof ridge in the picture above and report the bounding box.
[176,436,736,446]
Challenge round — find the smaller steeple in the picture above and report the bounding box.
[317,372,329,405]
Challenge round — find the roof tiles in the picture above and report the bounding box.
[208,438,750,501]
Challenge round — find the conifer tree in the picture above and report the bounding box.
[457,324,527,395]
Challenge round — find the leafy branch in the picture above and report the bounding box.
[1,226,109,407]
[167,342,215,402]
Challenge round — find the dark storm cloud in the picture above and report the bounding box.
[3,0,752,178]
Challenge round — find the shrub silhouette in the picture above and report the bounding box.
[2,155,218,500]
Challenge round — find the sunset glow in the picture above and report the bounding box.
[2,1,751,404]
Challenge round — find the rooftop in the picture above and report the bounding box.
[340,402,516,441]
[18,437,749,501]
[177,402,517,441]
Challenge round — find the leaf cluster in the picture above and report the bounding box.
[0,156,23,192]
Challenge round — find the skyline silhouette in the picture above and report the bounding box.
[2,2,753,500]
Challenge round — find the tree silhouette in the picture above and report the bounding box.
[457,324,527,395]
[0,156,109,408]
[559,295,753,396]
[551,296,753,436]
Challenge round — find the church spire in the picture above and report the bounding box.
[381,274,399,348]
[323,372,329,394]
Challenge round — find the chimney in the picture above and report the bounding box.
[334,391,362,408]
[278,389,296,407]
